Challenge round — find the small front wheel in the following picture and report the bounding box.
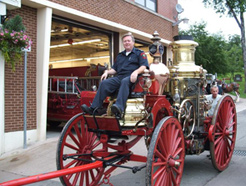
[146,116,185,186]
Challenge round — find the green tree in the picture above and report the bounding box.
[225,35,244,77]
[202,0,246,93]
[179,22,229,74]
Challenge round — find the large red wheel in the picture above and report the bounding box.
[56,113,105,186]
[146,116,185,186]
[210,95,237,171]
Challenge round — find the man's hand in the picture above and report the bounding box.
[101,69,116,81]
[101,70,108,81]
[130,66,146,83]
[130,70,138,83]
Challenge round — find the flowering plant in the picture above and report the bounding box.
[0,15,32,71]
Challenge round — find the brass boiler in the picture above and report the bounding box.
[167,36,207,129]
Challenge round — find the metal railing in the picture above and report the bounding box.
[48,76,78,95]
[48,76,101,94]
[78,76,101,90]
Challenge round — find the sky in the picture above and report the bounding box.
[177,0,241,39]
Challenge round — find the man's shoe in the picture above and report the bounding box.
[111,104,122,119]
[81,104,94,115]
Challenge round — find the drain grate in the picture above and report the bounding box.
[233,150,246,156]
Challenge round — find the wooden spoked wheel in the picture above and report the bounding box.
[57,113,105,186]
[210,95,237,171]
[146,116,185,186]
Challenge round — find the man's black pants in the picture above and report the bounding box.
[91,76,133,112]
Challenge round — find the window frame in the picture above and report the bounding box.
[135,0,157,12]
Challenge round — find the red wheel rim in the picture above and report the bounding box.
[210,96,237,171]
[147,117,185,186]
[57,114,104,186]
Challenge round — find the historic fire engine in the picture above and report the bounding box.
[0,32,237,186]
[47,63,105,127]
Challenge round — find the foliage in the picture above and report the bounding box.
[0,15,32,71]
[202,0,246,17]
[3,15,26,32]
[202,0,246,93]
[225,35,244,76]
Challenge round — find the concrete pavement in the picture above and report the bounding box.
[0,95,245,186]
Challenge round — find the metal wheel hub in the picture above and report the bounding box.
[82,145,91,153]
[167,156,180,168]
[224,128,230,136]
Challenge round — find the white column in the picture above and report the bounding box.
[36,7,52,141]
[0,2,6,156]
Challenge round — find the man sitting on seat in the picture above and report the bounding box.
[81,32,149,118]
[205,85,222,116]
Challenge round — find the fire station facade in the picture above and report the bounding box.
[1,0,179,155]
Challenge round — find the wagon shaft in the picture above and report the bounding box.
[0,161,103,186]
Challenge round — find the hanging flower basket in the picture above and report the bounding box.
[0,15,32,71]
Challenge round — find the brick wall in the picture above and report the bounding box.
[49,0,178,40]
[158,0,177,21]
[5,6,37,132]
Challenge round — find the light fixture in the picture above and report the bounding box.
[73,39,101,46]
[49,58,84,63]
[84,56,109,61]
[172,18,189,27]
[50,43,70,48]
[173,3,189,26]
[50,39,101,48]
[51,28,68,33]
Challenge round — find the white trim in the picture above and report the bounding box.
[22,0,171,45]
[0,2,7,15]
[1,0,21,10]
[4,130,38,152]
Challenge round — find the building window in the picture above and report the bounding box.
[135,0,156,12]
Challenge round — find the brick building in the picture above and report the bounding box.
[0,0,180,155]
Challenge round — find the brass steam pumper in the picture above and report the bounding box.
[168,36,208,130]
